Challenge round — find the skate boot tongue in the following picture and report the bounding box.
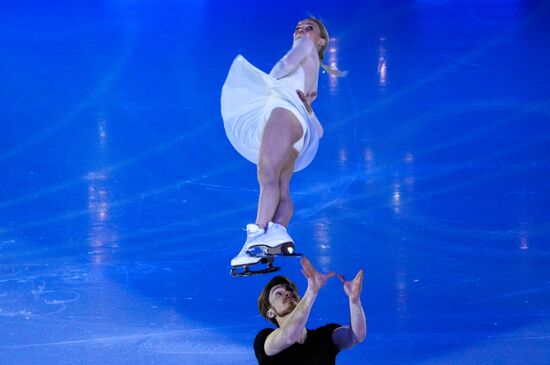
[267,222,287,232]
[247,223,264,233]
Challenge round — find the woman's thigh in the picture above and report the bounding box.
[258,108,303,172]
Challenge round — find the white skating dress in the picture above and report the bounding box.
[221,37,323,172]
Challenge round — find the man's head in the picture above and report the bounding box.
[258,276,301,326]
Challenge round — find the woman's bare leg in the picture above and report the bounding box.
[256,108,303,228]
[272,150,296,227]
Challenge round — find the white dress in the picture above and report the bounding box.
[221,37,323,172]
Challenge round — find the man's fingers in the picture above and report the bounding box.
[338,274,346,284]
[300,256,311,271]
[321,272,335,284]
[302,256,317,273]
[355,270,364,285]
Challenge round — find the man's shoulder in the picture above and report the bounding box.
[256,327,275,336]
[254,328,276,362]
[308,323,342,344]
[308,323,343,356]
[254,328,275,344]
[312,323,342,333]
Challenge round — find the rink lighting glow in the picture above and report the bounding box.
[520,230,528,250]
[378,61,387,86]
[393,183,401,214]
[314,219,331,246]
[328,37,341,94]
[99,120,107,140]
[404,176,415,190]
[339,148,348,164]
[364,148,374,171]
[378,37,387,88]
[364,148,373,162]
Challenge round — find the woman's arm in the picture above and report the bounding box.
[269,37,315,79]
[297,90,323,137]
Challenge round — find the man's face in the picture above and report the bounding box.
[268,283,300,318]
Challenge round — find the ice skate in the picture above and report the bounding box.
[230,223,302,277]
[230,224,264,268]
[230,254,280,277]
[246,222,302,258]
[230,224,280,277]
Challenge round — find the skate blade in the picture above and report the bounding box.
[247,242,303,257]
[230,257,281,278]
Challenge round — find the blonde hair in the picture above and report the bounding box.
[306,17,329,62]
[306,16,348,77]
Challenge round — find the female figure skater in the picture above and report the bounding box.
[222,17,342,274]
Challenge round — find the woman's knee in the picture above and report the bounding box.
[257,163,280,187]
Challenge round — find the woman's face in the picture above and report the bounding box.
[294,19,326,49]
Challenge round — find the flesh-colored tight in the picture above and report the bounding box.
[256,107,303,228]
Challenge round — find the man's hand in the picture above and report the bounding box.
[332,269,366,350]
[338,270,364,304]
[297,90,317,115]
[301,256,335,294]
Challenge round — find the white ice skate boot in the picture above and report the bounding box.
[230,251,262,268]
[246,222,297,256]
[230,224,265,267]
[230,224,280,277]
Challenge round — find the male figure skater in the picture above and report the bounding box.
[254,257,366,364]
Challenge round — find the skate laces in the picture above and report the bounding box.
[246,223,264,236]
[267,222,287,232]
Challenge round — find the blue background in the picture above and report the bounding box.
[1,1,549,364]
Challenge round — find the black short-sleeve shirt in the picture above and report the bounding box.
[254,323,341,365]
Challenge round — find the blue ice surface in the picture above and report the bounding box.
[1,0,550,364]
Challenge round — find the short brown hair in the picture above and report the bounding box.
[257,276,300,326]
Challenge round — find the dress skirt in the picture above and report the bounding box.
[221,55,320,172]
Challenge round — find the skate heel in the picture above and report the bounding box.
[261,242,302,256]
[279,242,302,256]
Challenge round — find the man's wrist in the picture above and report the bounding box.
[304,287,319,301]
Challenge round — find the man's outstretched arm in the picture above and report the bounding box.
[332,270,367,349]
[264,257,335,355]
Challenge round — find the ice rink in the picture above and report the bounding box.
[1,1,550,364]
